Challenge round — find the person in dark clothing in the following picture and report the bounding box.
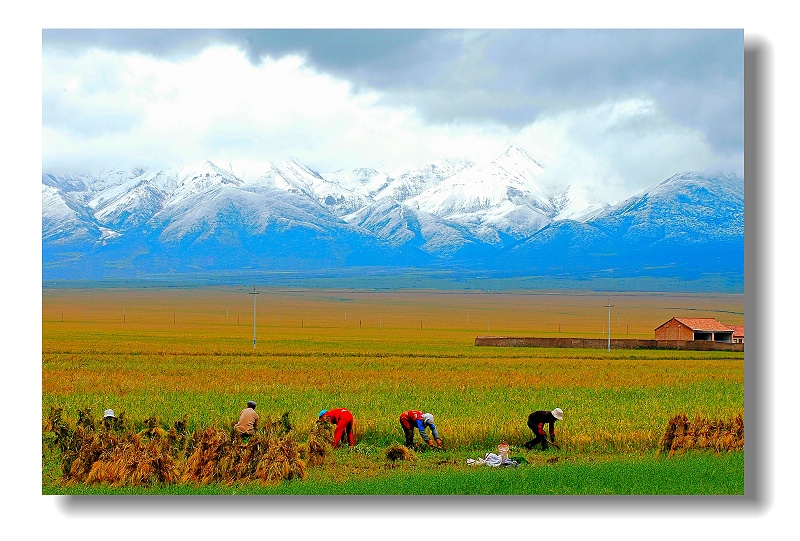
[523,408,563,450]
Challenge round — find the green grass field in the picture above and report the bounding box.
[42,287,744,495]
[43,451,743,495]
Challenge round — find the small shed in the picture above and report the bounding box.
[729,325,744,344]
[654,317,734,343]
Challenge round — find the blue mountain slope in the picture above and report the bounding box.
[345,196,488,259]
[41,166,744,290]
[495,172,744,286]
[592,172,743,243]
[43,175,429,279]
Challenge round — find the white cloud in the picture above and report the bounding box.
[518,97,721,202]
[42,45,510,175]
[42,43,737,201]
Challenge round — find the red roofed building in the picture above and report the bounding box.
[729,325,744,344]
[654,317,735,343]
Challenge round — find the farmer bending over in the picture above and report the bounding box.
[318,408,355,449]
[103,408,118,430]
[399,410,443,448]
[523,408,563,450]
[234,400,259,436]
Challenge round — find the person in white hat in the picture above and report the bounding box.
[399,410,443,448]
[523,408,563,450]
[102,408,117,430]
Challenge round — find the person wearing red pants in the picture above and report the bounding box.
[318,408,355,448]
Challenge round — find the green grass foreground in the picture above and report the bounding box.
[43,449,743,496]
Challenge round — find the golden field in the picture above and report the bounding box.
[42,287,744,453]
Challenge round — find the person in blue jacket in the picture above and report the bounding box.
[399,410,442,448]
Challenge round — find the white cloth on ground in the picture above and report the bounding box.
[466,453,519,467]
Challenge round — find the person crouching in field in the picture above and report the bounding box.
[103,408,119,431]
[523,408,563,450]
[318,408,355,448]
[400,410,443,448]
[234,400,259,437]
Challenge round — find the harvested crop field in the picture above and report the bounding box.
[42,287,744,494]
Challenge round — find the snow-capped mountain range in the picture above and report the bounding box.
[42,144,744,289]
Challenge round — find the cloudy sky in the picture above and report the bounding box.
[42,28,743,202]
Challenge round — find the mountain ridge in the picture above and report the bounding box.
[42,146,744,291]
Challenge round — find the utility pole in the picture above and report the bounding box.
[250,286,260,349]
[605,299,614,351]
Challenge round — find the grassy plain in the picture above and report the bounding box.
[42,286,744,494]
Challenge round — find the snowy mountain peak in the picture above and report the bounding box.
[497,143,545,169]
[285,157,324,180]
[402,144,555,241]
[656,171,741,191]
[371,159,473,203]
[41,145,744,290]
[181,160,240,181]
[552,184,610,221]
[167,161,243,207]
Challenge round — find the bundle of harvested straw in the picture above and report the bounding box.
[181,427,231,484]
[76,408,96,430]
[659,413,744,456]
[304,420,334,467]
[47,409,312,487]
[254,434,306,484]
[44,406,72,452]
[138,415,169,440]
[385,444,416,462]
[85,433,180,486]
[62,426,115,481]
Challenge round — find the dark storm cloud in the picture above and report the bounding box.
[41,28,441,71]
[43,28,743,157]
[43,29,225,59]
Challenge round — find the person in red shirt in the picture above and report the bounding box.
[318,408,355,448]
[399,410,442,448]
